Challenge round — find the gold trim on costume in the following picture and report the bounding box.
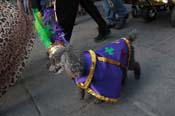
[76,50,97,89]
[121,38,132,69]
[87,88,120,102]
[48,43,65,58]
[76,39,131,102]
[97,57,127,70]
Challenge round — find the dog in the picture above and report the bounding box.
[33,7,141,104]
[47,31,141,104]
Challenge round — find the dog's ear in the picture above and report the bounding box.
[127,29,138,42]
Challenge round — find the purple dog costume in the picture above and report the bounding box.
[35,8,132,103]
[75,38,131,102]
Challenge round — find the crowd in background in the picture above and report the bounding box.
[7,0,128,42]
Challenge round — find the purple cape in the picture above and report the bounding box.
[75,38,131,102]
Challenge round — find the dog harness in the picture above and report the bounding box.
[75,38,131,102]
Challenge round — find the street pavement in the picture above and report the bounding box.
[0,3,175,116]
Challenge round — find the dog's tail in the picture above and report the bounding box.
[126,29,138,42]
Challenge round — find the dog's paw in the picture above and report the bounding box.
[54,68,64,75]
[79,97,84,100]
[94,99,104,104]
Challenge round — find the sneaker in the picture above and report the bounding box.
[115,14,129,29]
[94,28,111,42]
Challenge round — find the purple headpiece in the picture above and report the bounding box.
[43,8,69,45]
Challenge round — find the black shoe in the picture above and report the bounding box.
[115,14,129,29]
[94,28,111,42]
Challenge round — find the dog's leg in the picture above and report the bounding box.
[94,99,104,104]
[78,88,85,100]
[133,62,141,80]
[122,70,127,85]
[128,46,141,80]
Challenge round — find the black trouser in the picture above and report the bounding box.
[56,0,108,41]
[31,0,41,11]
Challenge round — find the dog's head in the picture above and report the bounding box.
[47,43,85,78]
[47,43,66,74]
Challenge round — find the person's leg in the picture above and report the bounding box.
[80,0,107,29]
[111,0,129,29]
[111,0,128,17]
[102,0,115,27]
[45,0,54,8]
[27,0,32,15]
[56,0,79,41]
[23,0,28,14]
[31,0,41,11]
[17,0,25,15]
[80,0,110,41]
[40,0,46,13]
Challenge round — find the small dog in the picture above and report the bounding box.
[48,31,141,103]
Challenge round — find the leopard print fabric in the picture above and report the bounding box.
[0,0,36,97]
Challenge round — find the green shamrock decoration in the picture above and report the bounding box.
[105,47,114,55]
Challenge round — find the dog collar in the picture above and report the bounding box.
[48,42,65,58]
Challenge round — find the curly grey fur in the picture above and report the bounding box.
[61,45,85,77]
[48,30,141,103]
